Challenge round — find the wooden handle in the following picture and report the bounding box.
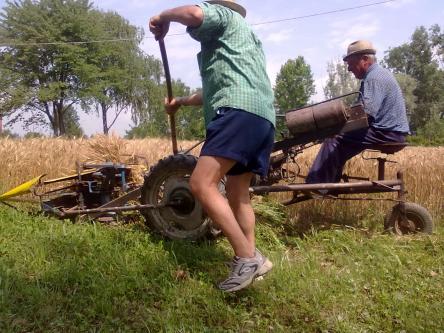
[159,39,178,155]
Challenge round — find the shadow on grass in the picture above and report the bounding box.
[156,237,229,282]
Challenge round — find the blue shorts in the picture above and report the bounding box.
[200,107,275,177]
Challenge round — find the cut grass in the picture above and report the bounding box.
[1,206,443,332]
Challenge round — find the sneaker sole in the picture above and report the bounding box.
[221,259,273,292]
[221,275,257,293]
[257,258,273,277]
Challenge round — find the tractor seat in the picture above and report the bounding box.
[367,142,408,154]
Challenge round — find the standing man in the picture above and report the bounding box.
[306,40,410,184]
[149,1,276,292]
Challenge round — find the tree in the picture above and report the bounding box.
[384,25,444,130]
[394,73,418,123]
[126,79,205,140]
[274,56,315,136]
[0,0,97,136]
[323,59,359,104]
[171,81,204,140]
[0,129,19,139]
[63,106,84,138]
[24,132,45,139]
[80,10,163,134]
[430,24,443,67]
[0,0,164,137]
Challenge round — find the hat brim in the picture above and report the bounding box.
[206,1,247,17]
[343,49,376,61]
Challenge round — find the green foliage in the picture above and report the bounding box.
[126,80,205,140]
[173,83,205,140]
[408,117,444,146]
[80,10,163,134]
[0,0,163,137]
[323,59,359,105]
[384,25,444,132]
[394,73,418,120]
[274,56,315,136]
[0,207,443,332]
[430,24,444,66]
[0,128,19,138]
[23,131,45,139]
[63,106,84,138]
[0,0,97,136]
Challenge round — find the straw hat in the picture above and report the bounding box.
[206,0,246,17]
[343,40,376,61]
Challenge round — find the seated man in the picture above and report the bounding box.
[306,40,410,184]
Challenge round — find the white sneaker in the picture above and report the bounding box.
[218,249,273,292]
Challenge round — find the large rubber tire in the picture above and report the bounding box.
[384,202,433,235]
[141,154,218,241]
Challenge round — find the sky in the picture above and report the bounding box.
[2,0,444,136]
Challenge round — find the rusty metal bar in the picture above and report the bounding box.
[377,158,386,180]
[86,187,141,219]
[250,179,402,194]
[397,171,407,224]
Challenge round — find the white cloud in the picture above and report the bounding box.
[384,0,416,9]
[328,14,381,50]
[264,29,293,43]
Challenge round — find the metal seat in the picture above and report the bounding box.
[368,142,408,154]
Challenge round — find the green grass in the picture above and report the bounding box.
[1,205,443,332]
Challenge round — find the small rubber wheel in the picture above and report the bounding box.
[384,202,433,235]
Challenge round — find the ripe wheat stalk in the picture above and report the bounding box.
[0,136,442,219]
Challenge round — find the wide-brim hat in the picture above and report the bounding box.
[206,0,246,17]
[343,40,376,61]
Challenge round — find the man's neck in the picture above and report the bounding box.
[363,62,377,79]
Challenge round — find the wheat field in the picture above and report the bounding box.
[0,136,442,222]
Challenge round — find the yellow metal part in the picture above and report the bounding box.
[0,174,46,201]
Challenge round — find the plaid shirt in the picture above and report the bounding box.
[187,2,275,127]
[360,64,410,133]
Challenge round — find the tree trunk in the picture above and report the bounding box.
[52,101,66,136]
[52,102,60,136]
[101,101,109,135]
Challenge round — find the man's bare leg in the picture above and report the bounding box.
[189,156,254,258]
[225,173,255,251]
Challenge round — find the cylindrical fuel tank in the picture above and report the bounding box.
[285,99,348,137]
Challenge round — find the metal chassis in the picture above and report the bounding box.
[249,135,408,208]
[44,147,408,219]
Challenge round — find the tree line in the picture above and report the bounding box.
[1,0,443,145]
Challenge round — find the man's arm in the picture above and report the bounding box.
[362,79,384,119]
[149,5,204,40]
[165,92,203,115]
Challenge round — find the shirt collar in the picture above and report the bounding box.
[363,63,378,79]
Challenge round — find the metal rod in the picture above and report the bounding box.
[0,200,18,210]
[378,158,385,180]
[159,39,178,155]
[59,203,161,217]
[184,139,205,155]
[250,179,402,194]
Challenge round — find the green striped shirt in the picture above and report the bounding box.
[187,2,275,127]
